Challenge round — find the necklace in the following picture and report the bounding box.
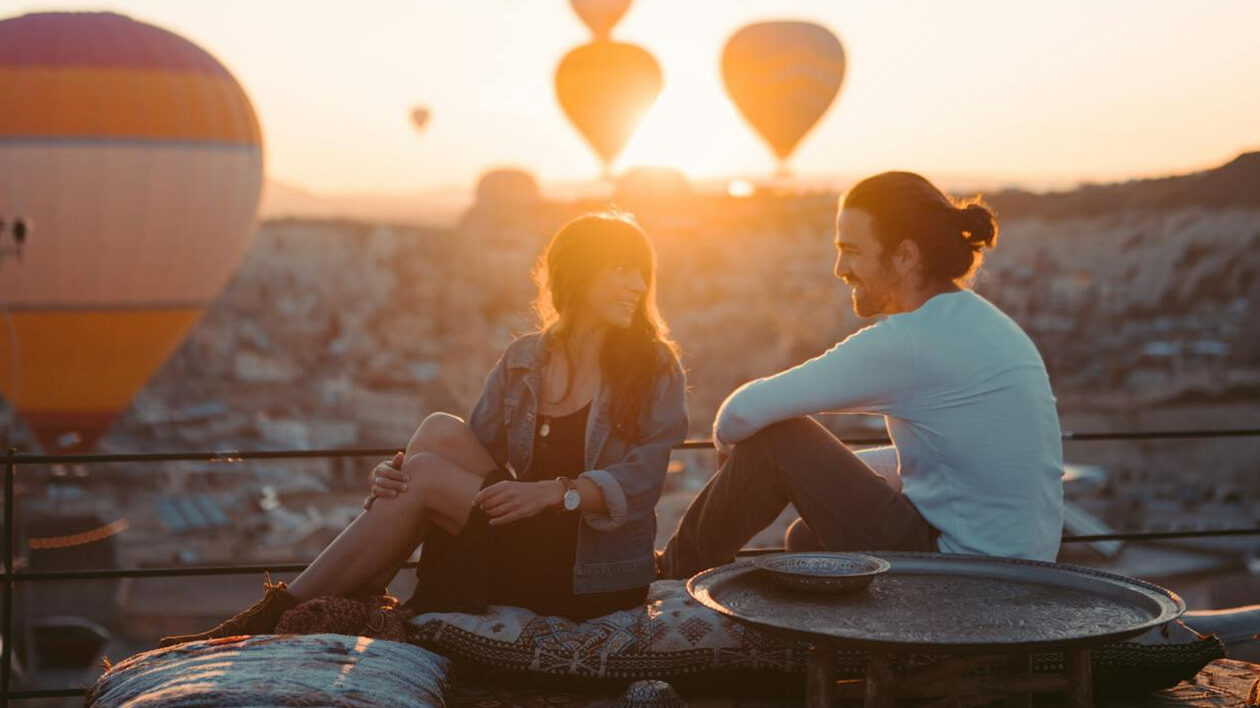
[541,337,596,438]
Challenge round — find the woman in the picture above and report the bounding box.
[161,212,687,645]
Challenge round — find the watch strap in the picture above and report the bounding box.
[555,476,579,511]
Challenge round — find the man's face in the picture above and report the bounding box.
[834,208,901,317]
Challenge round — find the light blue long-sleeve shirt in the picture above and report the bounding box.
[715,290,1064,561]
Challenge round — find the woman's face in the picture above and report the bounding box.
[582,259,647,329]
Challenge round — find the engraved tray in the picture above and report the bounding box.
[687,552,1184,652]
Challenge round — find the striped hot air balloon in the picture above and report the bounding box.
[0,12,264,452]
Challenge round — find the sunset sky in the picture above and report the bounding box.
[14,0,1260,194]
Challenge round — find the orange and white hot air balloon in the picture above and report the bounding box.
[410,106,431,133]
[721,21,846,174]
[569,0,632,40]
[0,12,264,452]
[555,41,663,178]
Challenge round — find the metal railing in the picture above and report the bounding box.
[3,427,1259,703]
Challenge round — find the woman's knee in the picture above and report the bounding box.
[390,451,446,507]
[406,412,470,456]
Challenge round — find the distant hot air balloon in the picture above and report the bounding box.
[555,41,663,178]
[721,21,846,173]
[0,12,263,452]
[569,0,632,40]
[410,107,431,132]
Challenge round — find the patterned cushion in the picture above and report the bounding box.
[406,579,816,678]
[407,579,1225,693]
[87,633,450,707]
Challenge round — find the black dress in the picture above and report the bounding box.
[406,403,649,622]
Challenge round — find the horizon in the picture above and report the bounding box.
[11,0,1260,197]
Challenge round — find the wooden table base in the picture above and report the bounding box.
[804,647,1094,707]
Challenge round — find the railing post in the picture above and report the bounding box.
[2,447,15,706]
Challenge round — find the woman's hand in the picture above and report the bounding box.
[472,480,563,525]
[363,452,407,510]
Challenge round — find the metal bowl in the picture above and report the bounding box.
[754,552,890,594]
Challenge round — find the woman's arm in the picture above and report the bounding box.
[579,355,688,532]
[466,350,510,465]
[473,476,608,526]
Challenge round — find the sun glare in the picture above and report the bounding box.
[615,81,753,179]
[727,179,755,198]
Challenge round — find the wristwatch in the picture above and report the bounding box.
[556,476,581,512]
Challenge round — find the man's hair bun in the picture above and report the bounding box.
[957,202,997,250]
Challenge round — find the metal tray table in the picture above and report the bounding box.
[688,552,1185,706]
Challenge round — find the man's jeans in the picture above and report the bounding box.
[658,417,939,580]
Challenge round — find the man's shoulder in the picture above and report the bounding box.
[900,290,1023,333]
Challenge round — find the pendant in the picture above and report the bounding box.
[539,420,551,438]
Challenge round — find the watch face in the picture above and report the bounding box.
[563,489,581,511]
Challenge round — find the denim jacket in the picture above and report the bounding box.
[467,331,688,594]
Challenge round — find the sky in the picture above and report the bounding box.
[13,0,1260,195]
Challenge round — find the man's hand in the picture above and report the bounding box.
[472,480,564,525]
[363,452,407,510]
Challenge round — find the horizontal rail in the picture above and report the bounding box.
[3,528,1259,585]
[0,561,417,582]
[2,687,86,700]
[7,427,1260,465]
[1060,527,1260,543]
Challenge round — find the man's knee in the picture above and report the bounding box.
[734,418,840,476]
[734,417,818,456]
[785,517,824,552]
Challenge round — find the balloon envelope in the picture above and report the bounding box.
[410,107,430,131]
[721,21,845,163]
[0,12,263,451]
[555,41,662,174]
[569,0,632,40]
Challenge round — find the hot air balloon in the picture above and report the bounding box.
[555,41,662,178]
[721,21,846,173]
[569,0,632,40]
[410,107,431,132]
[0,12,263,452]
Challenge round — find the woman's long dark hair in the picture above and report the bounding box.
[534,212,678,439]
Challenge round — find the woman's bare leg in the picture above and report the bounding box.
[287,413,497,601]
[357,413,499,591]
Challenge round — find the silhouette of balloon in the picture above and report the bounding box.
[721,21,846,168]
[0,12,263,452]
[555,41,662,177]
[569,0,632,40]
[410,107,430,132]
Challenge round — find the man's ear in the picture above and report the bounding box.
[892,238,922,276]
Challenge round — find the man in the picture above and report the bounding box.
[658,172,1063,579]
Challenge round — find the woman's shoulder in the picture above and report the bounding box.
[650,340,686,383]
[500,331,547,368]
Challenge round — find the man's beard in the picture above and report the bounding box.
[848,268,899,317]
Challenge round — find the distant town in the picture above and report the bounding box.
[6,156,1258,648]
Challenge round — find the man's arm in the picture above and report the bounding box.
[714,322,913,452]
